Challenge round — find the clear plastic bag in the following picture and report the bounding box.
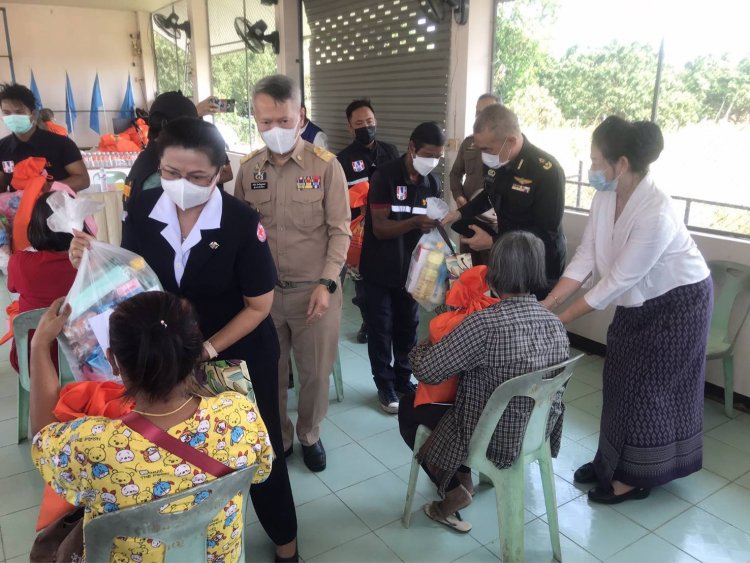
[406,229,452,310]
[59,241,162,381]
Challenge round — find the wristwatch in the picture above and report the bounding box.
[319,278,337,293]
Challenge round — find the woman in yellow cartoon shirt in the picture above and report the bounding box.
[30,292,274,563]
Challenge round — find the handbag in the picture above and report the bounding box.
[31,410,232,561]
[30,506,85,563]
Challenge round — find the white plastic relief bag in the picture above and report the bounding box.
[406,228,453,311]
[59,240,162,381]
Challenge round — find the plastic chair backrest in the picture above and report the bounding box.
[466,355,583,466]
[84,464,258,563]
[13,308,75,390]
[708,261,750,350]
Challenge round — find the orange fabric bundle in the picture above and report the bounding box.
[347,216,365,269]
[121,118,148,149]
[97,134,141,153]
[10,157,49,252]
[414,266,499,406]
[346,182,369,269]
[349,181,369,208]
[0,301,19,345]
[45,121,68,137]
[37,381,135,531]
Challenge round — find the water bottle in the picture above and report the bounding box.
[98,167,107,192]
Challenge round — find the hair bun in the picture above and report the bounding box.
[632,121,664,165]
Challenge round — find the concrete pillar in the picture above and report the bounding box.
[186,0,212,103]
[275,0,302,86]
[445,0,495,202]
[136,11,158,106]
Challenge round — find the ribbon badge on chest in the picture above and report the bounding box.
[396,185,407,201]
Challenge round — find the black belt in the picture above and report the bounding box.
[276,280,316,289]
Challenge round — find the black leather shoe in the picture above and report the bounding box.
[284,445,293,458]
[587,485,650,504]
[356,322,368,343]
[302,439,326,472]
[573,462,597,484]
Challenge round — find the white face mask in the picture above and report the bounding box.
[481,138,510,170]
[161,176,216,211]
[412,155,440,177]
[260,121,299,154]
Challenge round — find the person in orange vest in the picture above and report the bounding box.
[38,108,68,137]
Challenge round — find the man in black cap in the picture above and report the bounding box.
[122,92,232,216]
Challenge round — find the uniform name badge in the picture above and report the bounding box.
[1,161,13,174]
[352,160,365,172]
[396,185,407,201]
[251,181,268,190]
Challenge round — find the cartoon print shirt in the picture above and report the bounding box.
[32,392,274,563]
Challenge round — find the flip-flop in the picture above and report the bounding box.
[423,502,472,533]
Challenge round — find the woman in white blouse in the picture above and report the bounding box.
[542,117,712,504]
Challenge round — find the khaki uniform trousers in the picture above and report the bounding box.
[272,283,342,448]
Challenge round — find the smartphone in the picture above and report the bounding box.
[212,98,236,113]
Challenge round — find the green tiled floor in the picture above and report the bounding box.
[0,285,749,562]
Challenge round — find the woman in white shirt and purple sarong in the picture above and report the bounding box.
[542,116,712,505]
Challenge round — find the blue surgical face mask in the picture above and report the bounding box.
[3,114,34,135]
[588,169,618,192]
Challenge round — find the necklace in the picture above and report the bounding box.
[133,396,196,417]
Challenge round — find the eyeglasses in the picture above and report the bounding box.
[158,167,218,187]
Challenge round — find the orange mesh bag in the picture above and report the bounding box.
[97,134,141,153]
[414,266,499,406]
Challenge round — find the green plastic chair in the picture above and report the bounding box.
[291,351,344,402]
[706,261,750,417]
[401,355,583,562]
[13,307,75,443]
[84,464,258,563]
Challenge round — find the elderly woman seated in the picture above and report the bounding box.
[398,231,569,532]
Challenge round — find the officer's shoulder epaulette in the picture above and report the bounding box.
[537,156,554,171]
[313,145,336,163]
[240,147,266,165]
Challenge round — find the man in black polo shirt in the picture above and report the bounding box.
[444,104,566,293]
[337,98,399,343]
[0,83,88,192]
[359,122,445,413]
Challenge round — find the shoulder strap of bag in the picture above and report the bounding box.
[435,223,457,256]
[121,411,231,478]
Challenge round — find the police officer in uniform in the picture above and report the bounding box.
[444,104,566,292]
[337,99,399,343]
[359,122,445,413]
[236,75,350,473]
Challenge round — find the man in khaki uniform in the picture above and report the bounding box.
[236,74,350,472]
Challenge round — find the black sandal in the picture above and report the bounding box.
[587,486,650,504]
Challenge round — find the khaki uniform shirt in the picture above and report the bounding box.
[449,135,485,201]
[236,137,351,282]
